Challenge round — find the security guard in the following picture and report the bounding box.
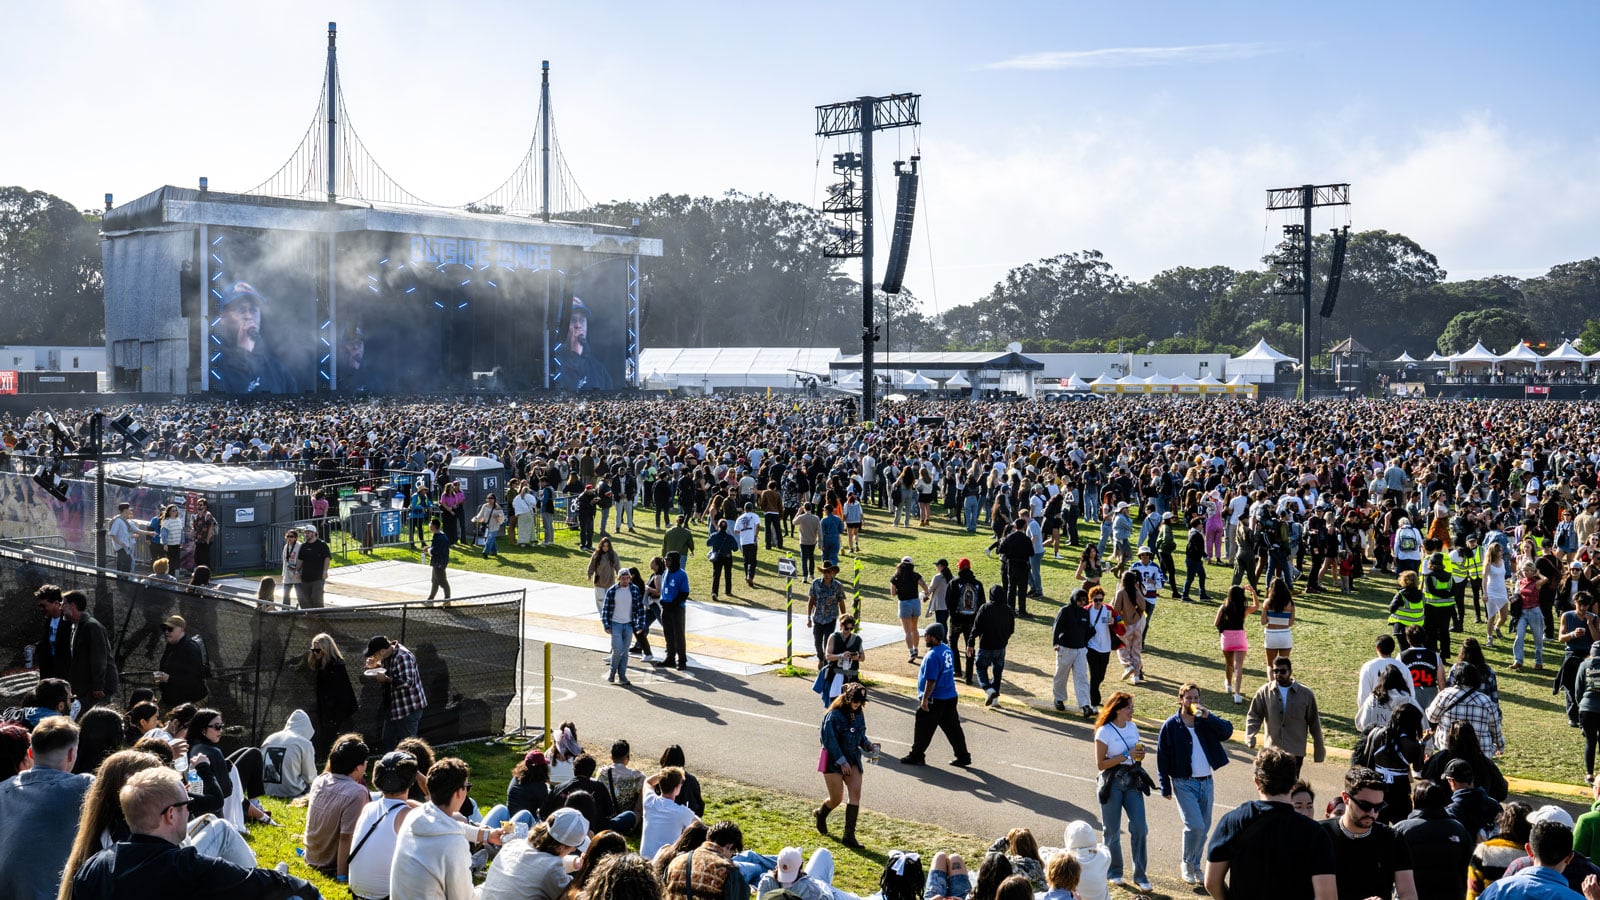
[1422,551,1456,658]
[1387,570,1426,644]
[1456,536,1485,627]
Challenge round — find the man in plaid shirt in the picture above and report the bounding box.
[366,635,428,751]
[1425,663,1504,755]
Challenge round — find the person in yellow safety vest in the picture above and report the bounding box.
[1454,537,1485,628]
[1388,570,1426,645]
[1422,551,1456,659]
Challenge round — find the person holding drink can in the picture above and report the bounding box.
[1156,682,1234,887]
[1094,691,1151,892]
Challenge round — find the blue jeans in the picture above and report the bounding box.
[1514,606,1544,666]
[964,496,980,533]
[481,805,536,831]
[733,850,777,884]
[381,708,425,753]
[976,648,1007,694]
[609,624,635,680]
[1171,776,1214,876]
[1029,552,1043,595]
[483,532,498,556]
[1101,774,1148,882]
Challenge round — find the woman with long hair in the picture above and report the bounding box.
[1093,692,1149,891]
[308,632,358,762]
[632,558,665,662]
[822,615,865,707]
[1447,637,1500,707]
[1484,541,1510,645]
[570,830,630,896]
[587,537,621,614]
[158,504,186,574]
[659,745,703,816]
[1112,571,1147,684]
[72,708,125,775]
[1085,586,1114,709]
[1076,543,1104,588]
[1260,578,1296,669]
[471,493,507,559]
[1419,720,1508,802]
[57,749,164,900]
[506,748,553,818]
[1214,585,1258,704]
[891,558,929,664]
[1356,665,1424,734]
[969,852,1016,900]
[1354,704,1425,824]
[814,682,878,848]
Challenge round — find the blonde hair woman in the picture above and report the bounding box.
[308,633,358,761]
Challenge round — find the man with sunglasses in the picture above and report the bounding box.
[156,614,209,707]
[70,766,318,899]
[1320,766,1418,900]
[1244,657,1326,779]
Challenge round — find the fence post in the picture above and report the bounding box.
[543,641,553,751]
[781,553,797,667]
[851,558,864,622]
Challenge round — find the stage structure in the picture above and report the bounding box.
[1265,183,1350,398]
[101,24,660,396]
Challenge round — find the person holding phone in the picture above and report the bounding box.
[1156,682,1234,887]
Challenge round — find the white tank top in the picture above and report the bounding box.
[347,798,410,900]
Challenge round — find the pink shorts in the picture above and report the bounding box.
[1220,629,1248,653]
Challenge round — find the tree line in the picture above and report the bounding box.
[6,184,1597,360]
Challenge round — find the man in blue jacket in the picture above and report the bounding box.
[0,716,92,900]
[1156,682,1234,887]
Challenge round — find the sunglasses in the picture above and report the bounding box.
[206,722,224,731]
[1347,795,1386,814]
[163,797,193,817]
[162,626,175,633]
[310,648,324,655]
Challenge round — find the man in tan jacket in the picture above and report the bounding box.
[1245,657,1326,779]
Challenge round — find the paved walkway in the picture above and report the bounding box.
[219,560,903,676]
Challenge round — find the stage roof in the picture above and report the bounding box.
[640,347,841,378]
[101,185,662,257]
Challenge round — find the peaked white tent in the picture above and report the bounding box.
[1227,339,1295,384]
[1544,341,1589,372]
[1144,374,1174,394]
[1449,342,1500,369]
[945,371,972,389]
[1090,373,1119,394]
[902,372,936,390]
[1497,343,1544,370]
[1056,373,1092,391]
[1168,373,1202,395]
[1425,352,1448,362]
[1393,351,1418,363]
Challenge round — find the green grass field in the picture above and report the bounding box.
[251,742,985,897]
[324,504,1584,788]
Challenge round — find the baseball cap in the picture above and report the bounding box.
[219,282,264,309]
[365,635,392,657]
[1161,511,1173,520]
[547,807,591,851]
[1442,758,1475,782]
[901,556,914,565]
[775,847,803,885]
[162,615,186,630]
[957,558,971,570]
[1529,805,1575,829]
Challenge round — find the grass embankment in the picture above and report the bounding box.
[250,742,985,897]
[326,504,1583,787]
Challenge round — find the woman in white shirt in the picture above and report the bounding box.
[1483,541,1510,645]
[1092,692,1149,891]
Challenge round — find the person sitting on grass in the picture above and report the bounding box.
[477,807,592,900]
[1037,851,1083,900]
[70,766,319,900]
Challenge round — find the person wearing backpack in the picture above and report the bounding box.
[1575,642,1600,784]
[1393,518,1425,574]
[948,559,985,685]
[1053,588,1094,716]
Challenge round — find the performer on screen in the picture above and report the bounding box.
[337,321,370,392]
[554,296,614,391]
[213,281,299,394]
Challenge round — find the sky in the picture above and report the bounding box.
[3,1,1597,319]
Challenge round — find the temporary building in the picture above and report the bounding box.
[1227,339,1295,384]
[901,372,936,391]
[1496,343,1545,370]
[1393,351,1419,364]
[1448,342,1500,372]
[1144,374,1174,394]
[945,371,972,389]
[636,347,841,394]
[1089,373,1119,394]
[1543,341,1590,372]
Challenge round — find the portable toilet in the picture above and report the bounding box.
[445,456,507,515]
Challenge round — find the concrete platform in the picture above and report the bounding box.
[219,560,905,676]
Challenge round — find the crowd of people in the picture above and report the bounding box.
[12,393,1600,897]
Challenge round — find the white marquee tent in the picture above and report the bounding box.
[637,347,841,393]
[1228,339,1295,384]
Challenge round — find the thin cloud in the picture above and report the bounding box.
[986,43,1280,70]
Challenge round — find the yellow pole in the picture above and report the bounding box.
[543,641,553,750]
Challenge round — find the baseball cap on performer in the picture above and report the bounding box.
[220,282,264,309]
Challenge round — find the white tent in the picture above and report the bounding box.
[1450,342,1500,366]
[902,372,936,391]
[1227,339,1294,384]
[1497,343,1544,369]
[637,347,841,393]
[1168,373,1201,395]
[946,371,972,388]
[836,370,863,386]
[1143,374,1174,394]
[1117,375,1144,392]
[1393,351,1418,363]
[1197,374,1227,394]
[1544,341,1589,371]
[1090,373,1119,393]
[1425,352,1448,362]
[1057,373,1092,391]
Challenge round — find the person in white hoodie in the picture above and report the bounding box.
[392,757,476,900]
[1060,821,1110,900]
[261,709,320,799]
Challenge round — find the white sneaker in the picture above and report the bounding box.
[1134,878,1153,892]
[1107,877,1124,887]
[1180,864,1198,884]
